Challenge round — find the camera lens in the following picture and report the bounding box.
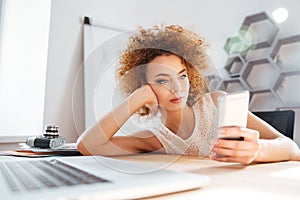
[26,136,36,147]
[43,125,59,138]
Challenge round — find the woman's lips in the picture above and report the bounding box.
[170,97,183,103]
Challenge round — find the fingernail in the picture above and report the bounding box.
[219,128,225,134]
[212,146,218,152]
[213,142,219,147]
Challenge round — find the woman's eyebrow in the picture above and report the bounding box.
[154,68,187,78]
[155,73,169,78]
[178,69,187,74]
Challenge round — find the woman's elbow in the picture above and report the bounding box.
[76,139,92,156]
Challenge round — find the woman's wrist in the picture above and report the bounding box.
[127,88,149,115]
[253,139,265,163]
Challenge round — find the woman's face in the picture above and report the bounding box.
[146,54,190,112]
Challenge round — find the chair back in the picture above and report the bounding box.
[253,110,295,140]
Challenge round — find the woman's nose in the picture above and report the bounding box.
[169,80,181,92]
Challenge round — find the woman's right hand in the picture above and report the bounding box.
[131,84,159,115]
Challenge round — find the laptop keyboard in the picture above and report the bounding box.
[0,159,110,192]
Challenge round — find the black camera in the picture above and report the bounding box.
[26,125,66,149]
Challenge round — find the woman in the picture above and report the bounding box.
[76,25,300,164]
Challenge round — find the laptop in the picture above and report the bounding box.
[0,155,210,200]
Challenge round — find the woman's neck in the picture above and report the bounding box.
[160,105,195,136]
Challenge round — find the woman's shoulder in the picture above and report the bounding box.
[200,91,227,107]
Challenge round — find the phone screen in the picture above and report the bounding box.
[217,91,249,141]
[217,90,250,128]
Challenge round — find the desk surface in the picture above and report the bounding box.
[1,153,299,199]
[114,154,300,200]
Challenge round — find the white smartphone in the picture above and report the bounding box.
[217,90,250,140]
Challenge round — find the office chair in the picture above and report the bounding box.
[253,110,295,140]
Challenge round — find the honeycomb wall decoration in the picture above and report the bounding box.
[209,11,300,111]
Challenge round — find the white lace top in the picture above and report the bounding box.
[149,93,218,157]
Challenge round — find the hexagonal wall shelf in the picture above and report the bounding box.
[243,46,271,62]
[249,90,282,111]
[206,74,222,91]
[241,58,280,90]
[241,12,279,50]
[270,34,300,70]
[221,11,300,111]
[224,56,245,77]
[224,32,252,55]
[274,71,300,107]
[220,78,248,93]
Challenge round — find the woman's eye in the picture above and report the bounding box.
[179,74,187,79]
[155,79,169,84]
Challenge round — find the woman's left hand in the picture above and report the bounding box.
[211,127,262,165]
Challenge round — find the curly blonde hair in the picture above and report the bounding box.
[117,24,209,116]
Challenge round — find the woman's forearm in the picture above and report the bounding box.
[255,137,300,162]
[76,89,148,148]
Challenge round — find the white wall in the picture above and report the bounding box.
[46,0,300,144]
[45,0,137,142]
[0,0,50,137]
[135,0,300,72]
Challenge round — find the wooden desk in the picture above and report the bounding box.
[115,154,300,200]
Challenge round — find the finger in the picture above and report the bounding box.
[213,146,254,158]
[150,103,159,115]
[145,103,159,115]
[216,140,257,150]
[218,127,243,140]
[211,154,254,165]
[219,127,259,141]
